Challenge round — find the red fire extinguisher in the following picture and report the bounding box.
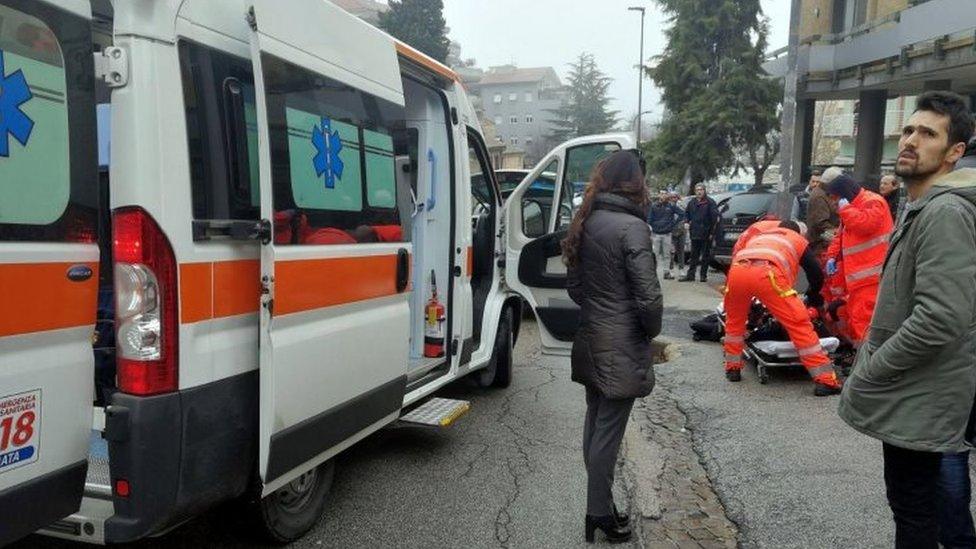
[424,270,446,358]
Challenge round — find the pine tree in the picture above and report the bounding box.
[547,53,619,142]
[378,0,450,63]
[645,0,781,190]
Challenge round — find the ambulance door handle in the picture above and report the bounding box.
[395,248,409,293]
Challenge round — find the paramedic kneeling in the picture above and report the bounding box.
[723,220,843,396]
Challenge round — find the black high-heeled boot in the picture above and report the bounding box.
[585,514,632,543]
[612,503,629,527]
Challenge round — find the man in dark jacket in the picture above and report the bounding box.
[648,190,684,279]
[805,169,838,258]
[838,91,976,549]
[879,174,904,223]
[681,183,719,282]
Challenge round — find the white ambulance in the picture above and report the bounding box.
[0,0,635,545]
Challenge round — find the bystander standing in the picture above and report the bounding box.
[648,190,684,279]
[681,183,719,283]
[839,91,976,549]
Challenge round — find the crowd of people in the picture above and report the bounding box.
[560,90,976,547]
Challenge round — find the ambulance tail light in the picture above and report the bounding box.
[112,207,178,395]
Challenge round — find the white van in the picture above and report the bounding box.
[0,0,635,545]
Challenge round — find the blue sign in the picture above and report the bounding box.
[311,116,344,189]
[0,445,35,471]
[0,49,34,157]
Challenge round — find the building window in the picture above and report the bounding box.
[510,137,518,146]
[525,92,533,102]
[510,116,518,124]
[525,115,534,124]
[493,93,501,104]
[509,92,518,101]
[494,116,502,125]
[526,138,534,147]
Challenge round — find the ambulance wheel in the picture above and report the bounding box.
[252,460,335,544]
[478,308,513,388]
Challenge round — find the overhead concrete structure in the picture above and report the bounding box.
[770,0,976,188]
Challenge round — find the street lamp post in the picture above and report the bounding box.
[632,110,654,138]
[628,6,646,144]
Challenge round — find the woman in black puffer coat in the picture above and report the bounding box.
[563,150,663,544]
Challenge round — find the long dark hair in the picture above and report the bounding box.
[561,150,649,268]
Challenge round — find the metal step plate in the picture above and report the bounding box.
[399,397,470,427]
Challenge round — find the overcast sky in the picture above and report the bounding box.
[441,0,792,127]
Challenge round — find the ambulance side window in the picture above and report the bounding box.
[260,53,406,245]
[179,41,260,225]
[0,2,97,242]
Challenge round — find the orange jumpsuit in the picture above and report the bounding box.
[824,189,893,343]
[723,221,840,388]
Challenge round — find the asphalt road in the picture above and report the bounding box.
[659,277,896,549]
[20,320,635,549]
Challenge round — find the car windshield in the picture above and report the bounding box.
[721,193,774,219]
[496,172,527,196]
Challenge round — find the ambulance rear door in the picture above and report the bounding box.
[0,0,98,545]
[504,134,635,355]
[248,0,412,493]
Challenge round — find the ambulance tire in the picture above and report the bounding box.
[478,308,513,388]
[252,460,335,544]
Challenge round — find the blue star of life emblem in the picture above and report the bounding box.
[0,49,33,158]
[311,116,343,189]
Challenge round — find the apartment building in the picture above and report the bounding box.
[769,0,976,187]
[469,65,568,166]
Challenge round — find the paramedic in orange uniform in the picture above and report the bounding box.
[822,168,893,344]
[723,220,843,396]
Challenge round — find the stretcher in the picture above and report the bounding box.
[716,300,845,384]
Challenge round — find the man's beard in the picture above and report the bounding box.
[895,146,949,183]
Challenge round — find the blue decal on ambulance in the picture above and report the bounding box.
[311,116,344,189]
[0,49,35,158]
[0,445,34,471]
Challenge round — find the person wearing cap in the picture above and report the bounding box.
[879,174,904,223]
[722,219,843,396]
[822,167,894,346]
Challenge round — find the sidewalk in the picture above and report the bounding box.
[620,276,739,549]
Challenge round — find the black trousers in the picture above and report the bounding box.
[583,386,634,516]
[687,237,712,279]
[884,442,943,549]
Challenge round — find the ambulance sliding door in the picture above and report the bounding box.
[0,0,97,544]
[249,0,412,492]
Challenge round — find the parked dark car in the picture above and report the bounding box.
[711,186,779,269]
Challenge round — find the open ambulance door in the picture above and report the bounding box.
[504,134,635,355]
[0,0,97,545]
[249,0,411,495]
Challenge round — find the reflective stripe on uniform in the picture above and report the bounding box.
[725,353,742,362]
[797,343,824,357]
[736,247,794,279]
[751,234,800,263]
[807,364,835,378]
[847,265,882,282]
[843,232,891,256]
[724,335,745,344]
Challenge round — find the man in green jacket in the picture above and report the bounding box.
[839,91,976,549]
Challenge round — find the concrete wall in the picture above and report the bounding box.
[870,0,909,20]
[800,0,834,40]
